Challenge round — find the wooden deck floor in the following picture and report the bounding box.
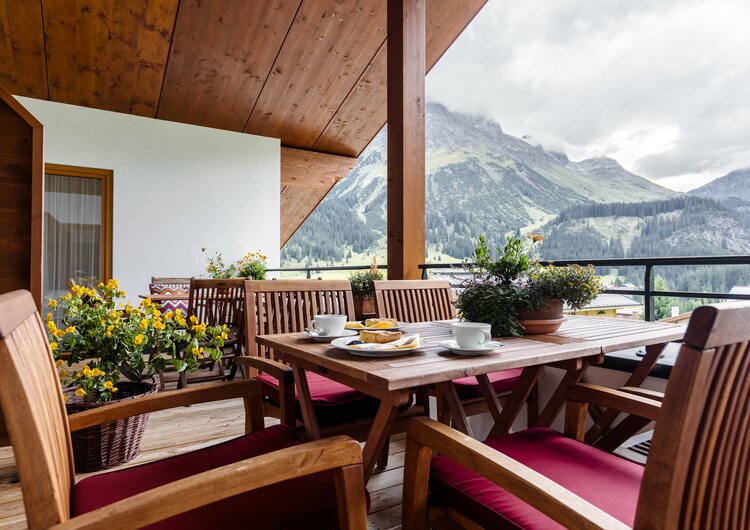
[0,399,404,529]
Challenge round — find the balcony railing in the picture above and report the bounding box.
[268,255,750,321]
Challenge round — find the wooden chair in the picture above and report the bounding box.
[240,279,422,467]
[373,279,538,430]
[151,277,191,288]
[0,289,367,530]
[403,301,750,530]
[182,278,246,386]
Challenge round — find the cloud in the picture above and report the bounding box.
[426,0,750,190]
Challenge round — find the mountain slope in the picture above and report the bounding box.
[690,167,750,225]
[283,102,676,264]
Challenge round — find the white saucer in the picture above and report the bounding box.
[439,339,506,356]
[304,329,359,342]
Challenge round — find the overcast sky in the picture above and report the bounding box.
[426,0,750,192]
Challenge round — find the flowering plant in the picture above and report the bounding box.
[349,256,385,299]
[47,279,228,402]
[202,248,267,279]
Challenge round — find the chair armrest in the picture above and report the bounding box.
[405,418,629,530]
[619,386,664,402]
[235,356,294,385]
[568,383,661,421]
[68,379,263,433]
[51,436,367,530]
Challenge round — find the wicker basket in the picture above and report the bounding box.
[65,380,158,472]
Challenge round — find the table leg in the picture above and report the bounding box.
[487,365,543,439]
[292,365,321,441]
[437,382,474,438]
[532,358,593,428]
[585,343,665,444]
[363,394,408,482]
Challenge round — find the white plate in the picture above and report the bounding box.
[345,322,407,332]
[439,339,506,356]
[330,336,422,357]
[304,329,359,342]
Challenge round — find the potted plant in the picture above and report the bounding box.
[202,248,267,279]
[349,257,384,319]
[48,279,227,471]
[457,233,602,336]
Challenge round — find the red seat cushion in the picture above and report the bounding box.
[257,372,381,427]
[430,428,644,529]
[451,369,523,399]
[73,425,341,530]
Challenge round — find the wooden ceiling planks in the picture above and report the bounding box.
[244,0,387,149]
[43,0,179,117]
[157,0,301,131]
[0,1,48,99]
[314,0,488,157]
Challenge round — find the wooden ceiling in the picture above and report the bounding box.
[0,0,486,245]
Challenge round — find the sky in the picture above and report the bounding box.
[426,0,750,192]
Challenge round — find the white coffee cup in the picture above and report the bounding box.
[452,322,492,349]
[310,314,347,336]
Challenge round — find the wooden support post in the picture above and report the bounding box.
[387,0,426,280]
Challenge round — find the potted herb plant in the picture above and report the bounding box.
[48,279,227,471]
[202,248,267,279]
[349,257,384,319]
[457,233,602,336]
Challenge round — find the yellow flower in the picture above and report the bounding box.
[47,320,56,332]
[62,293,72,301]
[92,368,105,377]
[45,312,53,322]
[527,233,544,243]
[50,342,58,351]
[111,387,118,393]
[174,309,182,317]
[83,367,93,378]
[139,320,149,330]
[65,326,76,334]
[103,381,114,390]
[107,325,114,332]
[54,329,65,338]
[48,299,57,308]
[189,315,198,324]
[134,334,145,345]
[74,388,86,397]
[56,359,64,367]
[163,311,174,320]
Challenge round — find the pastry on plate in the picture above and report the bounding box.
[364,318,398,328]
[345,321,365,329]
[359,330,402,344]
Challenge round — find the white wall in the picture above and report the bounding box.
[17,97,280,301]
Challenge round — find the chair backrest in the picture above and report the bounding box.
[373,279,456,323]
[636,302,750,529]
[151,276,191,288]
[188,279,245,344]
[245,280,355,357]
[0,290,75,529]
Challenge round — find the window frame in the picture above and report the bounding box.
[44,163,114,282]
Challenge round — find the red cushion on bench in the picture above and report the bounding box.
[451,368,524,399]
[257,372,380,427]
[73,425,341,530]
[430,428,644,529]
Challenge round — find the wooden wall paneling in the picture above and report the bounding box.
[157,0,301,131]
[0,84,43,309]
[244,0,387,149]
[42,0,179,116]
[386,0,426,280]
[0,1,48,98]
[314,0,488,157]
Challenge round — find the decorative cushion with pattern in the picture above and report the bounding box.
[149,283,189,315]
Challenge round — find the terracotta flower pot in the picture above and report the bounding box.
[353,297,376,320]
[517,297,565,335]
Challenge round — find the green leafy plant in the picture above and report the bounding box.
[47,279,228,402]
[528,263,602,310]
[349,256,385,299]
[237,251,267,280]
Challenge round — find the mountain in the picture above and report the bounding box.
[282,102,675,265]
[689,168,750,225]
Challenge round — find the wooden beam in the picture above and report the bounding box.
[387,0,426,280]
[280,147,357,246]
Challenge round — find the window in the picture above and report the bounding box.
[43,164,112,301]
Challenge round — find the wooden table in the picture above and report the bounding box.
[256,316,685,481]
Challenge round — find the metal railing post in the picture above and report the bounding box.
[644,264,654,321]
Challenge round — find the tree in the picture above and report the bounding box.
[653,275,674,320]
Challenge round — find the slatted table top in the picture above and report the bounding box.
[256,316,686,392]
